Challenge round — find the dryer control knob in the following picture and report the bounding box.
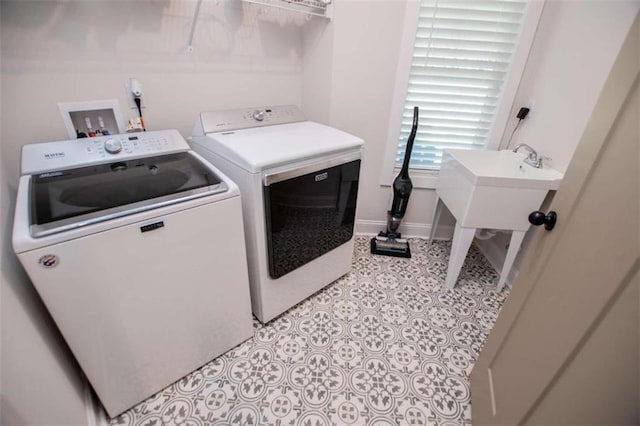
[104,139,122,154]
[252,110,265,122]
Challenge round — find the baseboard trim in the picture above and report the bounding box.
[355,219,454,240]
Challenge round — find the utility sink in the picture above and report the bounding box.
[428,149,564,291]
[443,149,563,190]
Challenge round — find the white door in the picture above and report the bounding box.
[470,14,639,424]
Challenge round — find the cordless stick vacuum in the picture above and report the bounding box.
[371,106,419,258]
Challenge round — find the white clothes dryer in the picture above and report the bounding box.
[12,130,253,417]
[191,106,364,322]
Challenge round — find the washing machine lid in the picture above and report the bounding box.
[29,151,227,237]
[199,121,364,173]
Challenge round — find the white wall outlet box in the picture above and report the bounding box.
[125,78,144,110]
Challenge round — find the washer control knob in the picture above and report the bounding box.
[104,139,122,154]
[252,110,265,122]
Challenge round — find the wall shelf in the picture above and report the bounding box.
[242,0,333,20]
[187,0,331,51]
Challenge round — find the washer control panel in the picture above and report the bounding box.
[197,105,306,134]
[21,129,189,175]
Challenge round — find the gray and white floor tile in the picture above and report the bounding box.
[110,236,508,426]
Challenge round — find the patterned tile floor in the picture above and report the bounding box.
[110,236,508,426]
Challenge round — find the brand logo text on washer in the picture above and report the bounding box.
[44,152,65,159]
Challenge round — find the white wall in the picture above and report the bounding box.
[1,25,89,418]
[12,0,633,237]
[3,0,637,239]
[1,0,304,422]
[1,1,638,421]
[1,0,304,188]
[500,0,640,173]
[1,176,90,425]
[301,17,333,126]
[303,0,638,239]
[479,0,639,279]
[302,0,448,237]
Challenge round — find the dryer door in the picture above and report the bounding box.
[263,157,360,279]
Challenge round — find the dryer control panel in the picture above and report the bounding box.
[21,129,189,175]
[196,105,306,134]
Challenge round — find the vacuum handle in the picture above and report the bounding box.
[399,107,419,178]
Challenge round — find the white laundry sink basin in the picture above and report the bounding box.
[443,149,563,190]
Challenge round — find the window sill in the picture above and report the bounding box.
[380,169,439,190]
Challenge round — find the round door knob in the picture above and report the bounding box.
[253,110,265,121]
[104,139,122,154]
[529,210,557,231]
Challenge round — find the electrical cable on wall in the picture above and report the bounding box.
[506,107,530,148]
[134,97,146,131]
[129,78,146,132]
[505,119,522,147]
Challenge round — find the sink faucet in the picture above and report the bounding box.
[513,143,549,168]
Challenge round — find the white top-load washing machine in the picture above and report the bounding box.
[12,130,253,417]
[191,106,364,323]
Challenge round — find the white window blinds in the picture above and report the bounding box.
[397,0,529,170]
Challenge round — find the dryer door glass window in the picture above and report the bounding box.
[264,159,360,279]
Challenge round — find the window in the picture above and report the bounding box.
[395,0,532,171]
